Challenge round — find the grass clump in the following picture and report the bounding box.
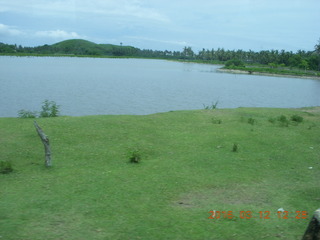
[203,101,219,110]
[290,114,303,123]
[128,149,142,163]
[212,118,222,124]
[277,115,290,127]
[269,114,304,127]
[232,143,239,152]
[247,117,256,125]
[0,160,13,174]
[268,117,276,124]
[308,123,316,130]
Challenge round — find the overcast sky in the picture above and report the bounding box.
[0,0,319,52]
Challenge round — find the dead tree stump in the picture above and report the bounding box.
[302,209,320,240]
[34,121,52,167]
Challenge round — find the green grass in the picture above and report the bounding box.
[1,107,319,239]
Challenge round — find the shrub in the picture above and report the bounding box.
[0,161,13,174]
[277,115,289,127]
[18,110,37,118]
[248,118,256,125]
[268,117,276,124]
[308,123,316,130]
[40,100,60,118]
[225,59,245,68]
[128,149,141,163]
[232,143,238,152]
[17,100,60,118]
[290,114,303,123]
[212,118,222,124]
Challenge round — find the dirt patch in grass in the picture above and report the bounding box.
[173,183,273,208]
[300,107,320,115]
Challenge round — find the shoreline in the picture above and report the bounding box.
[2,106,320,118]
[217,68,320,80]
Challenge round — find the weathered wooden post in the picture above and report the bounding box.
[302,209,320,240]
[34,121,52,167]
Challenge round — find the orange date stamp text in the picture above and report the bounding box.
[208,210,308,220]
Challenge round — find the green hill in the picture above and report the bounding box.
[32,39,139,56]
[51,39,105,55]
[1,107,319,239]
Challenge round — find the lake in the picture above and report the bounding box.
[0,56,319,117]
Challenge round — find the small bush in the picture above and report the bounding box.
[277,115,289,127]
[0,161,13,174]
[268,117,276,124]
[225,59,245,68]
[290,114,303,123]
[232,143,238,152]
[248,118,256,125]
[40,100,60,118]
[18,110,37,118]
[128,149,141,163]
[212,118,222,124]
[308,123,316,130]
[17,100,60,118]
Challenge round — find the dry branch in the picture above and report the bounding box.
[34,121,52,167]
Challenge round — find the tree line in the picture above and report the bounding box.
[1,39,319,71]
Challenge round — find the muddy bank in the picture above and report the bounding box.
[217,68,320,80]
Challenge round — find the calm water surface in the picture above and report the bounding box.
[0,56,319,117]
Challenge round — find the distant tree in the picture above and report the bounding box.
[314,38,320,53]
[0,43,16,53]
[182,46,194,59]
[314,38,320,71]
[289,55,302,68]
[299,59,309,72]
[225,59,245,68]
[307,55,319,71]
[268,62,278,69]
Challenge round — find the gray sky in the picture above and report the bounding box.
[0,0,319,52]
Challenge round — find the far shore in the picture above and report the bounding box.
[1,53,319,80]
[217,68,320,80]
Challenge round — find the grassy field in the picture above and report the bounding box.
[1,107,319,239]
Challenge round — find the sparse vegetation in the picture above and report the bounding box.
[18,110,37,118]
[268,114,304,127]
[203,101,219,110]
[18,100,60,118]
